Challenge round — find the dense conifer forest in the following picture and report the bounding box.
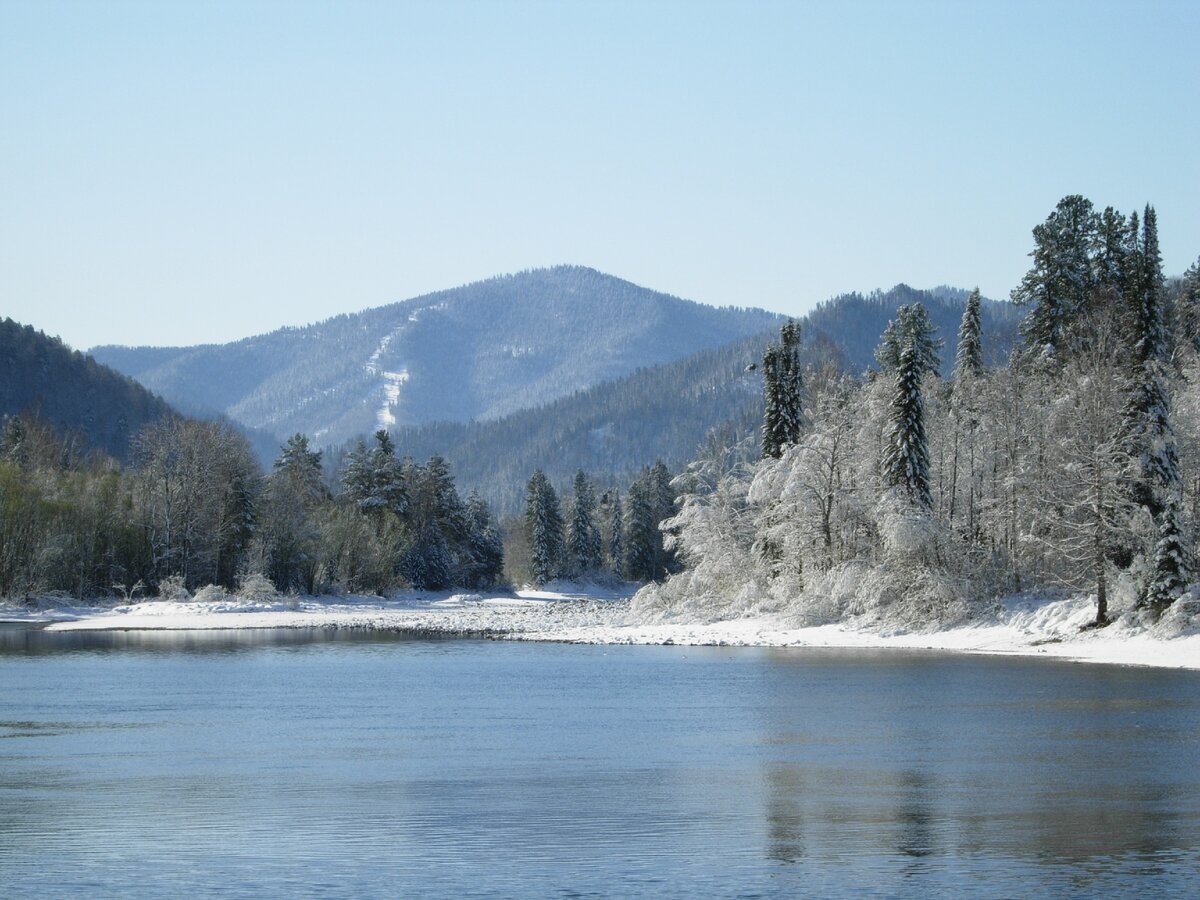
[641,197,1200,634]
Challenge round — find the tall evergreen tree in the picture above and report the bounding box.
[525,469,563,586]
[875,303,942,376]
[954,288,984,380]
[607,491,624,575]
[623,472,658,582]
[1143,500,1189,614]
[883,338,932,508]
[1180,256,1200,354]
[461,491,504,589]
[566,470,602,576]
[1092,206,1129,297]
[1125,205,1180,521]
[761,320,805,459]
[1012,194,1097,356]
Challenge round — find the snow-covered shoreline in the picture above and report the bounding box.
[3,584,1197,671]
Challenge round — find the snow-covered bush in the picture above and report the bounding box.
[192,584,230,603]
[156,575,190,601]
[236,573,278,601]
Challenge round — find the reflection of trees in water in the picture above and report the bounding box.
[764,765,805,863]
[896,769,935,860]
[753,653,1197,889]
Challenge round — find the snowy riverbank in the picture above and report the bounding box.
[2,584,1197,670]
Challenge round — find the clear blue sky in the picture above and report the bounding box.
[2,0,1197,349]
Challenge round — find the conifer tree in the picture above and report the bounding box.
[954,288,984,379]
[1092,206,1129,296]
[525,469,563,586]
[623,473,657,581]
[761,320,805,458]
[607,491,624,575]
[1012,195,1097,355]
[875,304,942,376]
[883,338,932,507]
[1125,205,1180,520]
[463,491,505,589]
[566,470,602,576]
[1143,500,1189,614]
[1180,256,1200,354]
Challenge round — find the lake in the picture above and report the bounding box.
[1,627,1197,897]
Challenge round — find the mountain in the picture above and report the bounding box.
[360,285,1024,515]
[1,317,176,462]
[92,266,785,450]
[803,284,1021,374]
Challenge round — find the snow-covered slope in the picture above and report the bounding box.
[91,266,783,450]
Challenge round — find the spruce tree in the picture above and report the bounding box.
[463,491,505,589]
[1012,195,1097,355]
[607,491,624,575]
[954,289,984,380]
[525,469,563,586]
[1181,256,1200,354]
[876,304,942,376]
[566,470,602,576]
[623,473,657,582]
[1125,205,1180,520]
[1143,501,1189,614]
[1092,206,1129,296]
[883,338,932,508]
[761,320,805,459]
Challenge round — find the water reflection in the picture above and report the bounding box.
[0,635,1196,896]
[0,625,469,656]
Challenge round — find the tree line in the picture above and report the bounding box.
[642,196,1200,631]
[517,462,677,586]
[0,418,507,600]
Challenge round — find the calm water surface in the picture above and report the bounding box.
[0,626,1198,897]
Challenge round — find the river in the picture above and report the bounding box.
[1,627,1197,897]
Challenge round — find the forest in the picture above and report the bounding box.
[0,407,672,601]
[640,196,1200,634]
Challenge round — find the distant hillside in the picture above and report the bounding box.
[1,317,175,461]
[92,266,785,449]
[374,285,1022,515]
[804,284,1021,373]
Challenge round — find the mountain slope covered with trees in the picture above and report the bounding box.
[376,285,1021,515]
[1,318,175,462]
[91,266,784,449]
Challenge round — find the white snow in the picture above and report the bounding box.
[365,330,411,428]
[3,585,1197,670]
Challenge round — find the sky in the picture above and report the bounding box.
[1,0,1198,350]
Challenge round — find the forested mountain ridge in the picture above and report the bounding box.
[91,266,785,449]
[803,284,1020,374]
[1,317,175,461]
[370,284,1022,515]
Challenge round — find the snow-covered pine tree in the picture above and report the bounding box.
[650,460,677,578]
[607,491,624,575]
[623,472,658,582]
[954,289,984,379]
[761,320,805,459]
[1181,256,1200,355]
[340,439,374,509]
[525,469,563,586]
[369,430,407,516]
[875,304,942,376]
[1092,206,1129,296]
[1012,195,1097,356]
[883,337,932,508]
[761,342,783,459]
[463,491,505,589]
[566,470,602,576]
[1125,205,1180,524]
[1143,500,1189,614]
